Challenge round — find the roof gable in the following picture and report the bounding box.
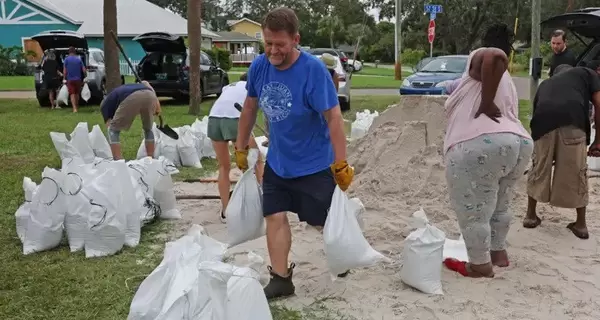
[0,0,80,25]
[31,0,219,38]
[214,31,260,42]
[228,18,261,27]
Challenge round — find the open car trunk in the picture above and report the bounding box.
[31,30,88,51]
[132,32,186,53]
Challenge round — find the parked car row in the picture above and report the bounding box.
[33,30,229,107]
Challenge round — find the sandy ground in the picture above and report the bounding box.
[170,96,600,320]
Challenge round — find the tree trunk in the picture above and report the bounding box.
[103,0,121,94]
[188,0,202,115]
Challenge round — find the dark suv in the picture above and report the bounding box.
[133,32,229,100]
[306,48,349,70]
[541,8,600,66]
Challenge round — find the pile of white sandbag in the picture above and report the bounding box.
[128,224,273,320]
[51,122,113,162]
[15,155,182,258]
[350,110,379,140]
[136,116,217,168]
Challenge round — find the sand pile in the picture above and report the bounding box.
[171,95,600,319]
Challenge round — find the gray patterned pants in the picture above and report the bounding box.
[445,133,533,264]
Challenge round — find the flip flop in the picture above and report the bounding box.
[523,216,542,229]
[443,258,468,276]
[567,222,589,240]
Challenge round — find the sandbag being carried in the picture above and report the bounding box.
[323,186,388,278]
[226,149,265,247]
[50,132,81,160]
[81,82,91,102]
[15,177,38,243]
[89,124,112,159]
[70,122,95,163]
[81,167,127,258]
[400,208,446,295]
[227,252,273,320]
[57,84,69,106]
[23,167,67,255]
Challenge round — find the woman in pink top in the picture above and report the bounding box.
[443,24,533,278]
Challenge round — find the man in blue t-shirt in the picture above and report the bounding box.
[100,81,161,160]
[234,7,354,300]
[63,47,87,112]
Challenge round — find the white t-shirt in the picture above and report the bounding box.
[208,81,247,118]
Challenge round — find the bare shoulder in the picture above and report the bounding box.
[471,48,508,61]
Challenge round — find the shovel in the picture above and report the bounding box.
[110,30,179,140]
[233,102,268,137]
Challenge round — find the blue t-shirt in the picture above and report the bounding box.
[246,51,339,178]
[101,83,152,122]
[64,55,84,81]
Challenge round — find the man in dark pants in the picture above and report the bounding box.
[548,30,577,77]
[234,7,354,300]
[524,63,600,239]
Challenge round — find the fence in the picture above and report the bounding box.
[230,53,258,63]
[119,60,140,76]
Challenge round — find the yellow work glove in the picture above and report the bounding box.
[234,146,249,171]
[331,160,354,191]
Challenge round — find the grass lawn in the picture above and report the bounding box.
[0,94,400,320]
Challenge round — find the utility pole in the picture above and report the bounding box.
[529,0,541,104]
[394,0,402,80]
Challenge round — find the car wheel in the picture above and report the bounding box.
[101,79,107,96]
[37,97,51,108]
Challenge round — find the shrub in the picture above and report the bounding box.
[205,47,232,71]
[401,49,427,66]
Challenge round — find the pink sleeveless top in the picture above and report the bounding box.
[443,48,531,154]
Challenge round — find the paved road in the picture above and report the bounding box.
[0,77,536,100]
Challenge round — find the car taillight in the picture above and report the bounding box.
[87,65,98,71]
[340,57,348,62]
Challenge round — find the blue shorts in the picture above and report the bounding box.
[262,163,336,227]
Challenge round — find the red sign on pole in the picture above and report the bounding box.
[428,19,436,44]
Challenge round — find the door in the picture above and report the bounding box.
[200,51,220,93]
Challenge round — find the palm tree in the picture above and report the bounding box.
[188,0,202,115]
[103,0,121,93]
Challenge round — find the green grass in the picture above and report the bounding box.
[0,94,400,320]
[358,66,397,76]
[350,75,402,89]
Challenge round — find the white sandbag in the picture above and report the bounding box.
[348,197,365,230]
[62,162,92,252]
[227,252,273,320]
[70,122,96,163]
[226,149,265,247]
[192,116,216,159]
[160,131,181,167]
[81,167,127,257]
[81,82,91,102]
[254,135,269,159]
[127,163,160,225]
[443,234,468,262]
[23,168,67,255]
[189,119,208,159]
[153,157,181,219]
[400,207,446,295]
[15,177,38,243]
[128,225,228,320]
[50,132,81,160]
[89,125,112,159]
[114,160,141,247]
[323,186,388,278]
[57,84,69,106]
[350,110,379,140]
[136,123,162,159]
[178,127,202,168]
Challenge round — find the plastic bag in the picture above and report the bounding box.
[89,125,112,159]
[62,162,92,252]
[400,207,446,295]
[350,110,379,140]
[323,187,388,277]
[136,123,162,159]
[81,83,91,102]
[81,167,127,258]
[70,122,95,163]
[23,167,67,255]
[178,127,202,168]
[50,132,81,160]
[128,225,228,320]
[227,252,273,320]
[57,84,69,106]
[226,149,265,247]
[15,177,38,243]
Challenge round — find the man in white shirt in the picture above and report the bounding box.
[207,73,263,222]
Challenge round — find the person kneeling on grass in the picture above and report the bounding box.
[100,81,161,160]
[207,72,264,223]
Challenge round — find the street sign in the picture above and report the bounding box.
[424,4,443,14]
[428,19,436,44]
[430,12,436,20]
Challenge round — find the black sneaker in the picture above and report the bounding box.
[264,263,296,300]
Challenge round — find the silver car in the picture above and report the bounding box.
[314,54,352,111]
[33,30,123,107]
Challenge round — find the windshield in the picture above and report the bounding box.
[420,57,467,73]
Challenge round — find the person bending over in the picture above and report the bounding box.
[100,81,161,160]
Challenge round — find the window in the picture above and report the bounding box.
[92,52,104,64]
[255,32,262,39]
[200,52,212,65]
